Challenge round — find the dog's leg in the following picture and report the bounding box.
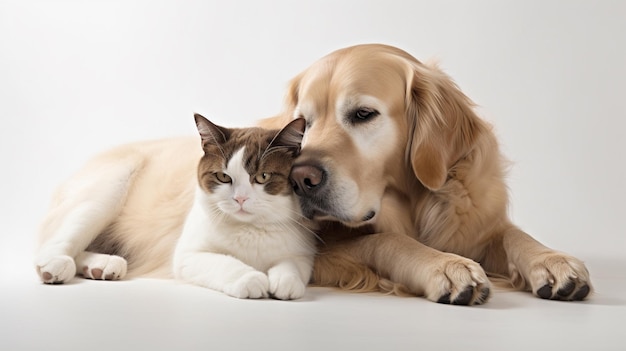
[501,226,592,300]
[35,154,142,284]
[323,232,491,305]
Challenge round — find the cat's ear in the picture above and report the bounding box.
[194,113,230,148]
[268,118,306,155]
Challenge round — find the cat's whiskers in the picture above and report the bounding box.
[204,202,230,224]
[275,219,324,250]
[257,199,324,244]
[254,198,304,218]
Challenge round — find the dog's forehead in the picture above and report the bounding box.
[296,55,406,118]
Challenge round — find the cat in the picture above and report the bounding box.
[34,114,315,300]
[173,114,316,300]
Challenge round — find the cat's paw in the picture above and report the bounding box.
[224,271,269,299]
[36,255,76,284]
[76,252,127,281]
[269,272,306,300]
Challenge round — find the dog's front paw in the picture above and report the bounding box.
[269,272,306,300]
[522,252,591,301]
[425,255,491,305]
[36,255,76,284]
[224,271,269,299]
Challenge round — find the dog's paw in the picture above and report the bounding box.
[36,255,77,284]
[269,272,306,300]
[76,252,127,281]
[224,271,269,299]
[523,252,591,301]
[425,255,491,305]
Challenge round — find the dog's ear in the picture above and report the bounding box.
[284,73,302,116]
[405,62,483,191]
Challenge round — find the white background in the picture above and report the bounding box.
[1,1,625,350]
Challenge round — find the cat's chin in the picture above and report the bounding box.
[227,211,257,222]
[226,210,275,224]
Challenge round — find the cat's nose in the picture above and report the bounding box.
[290,164,325,196]
[234,195,248,206]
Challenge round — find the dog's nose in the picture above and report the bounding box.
[291,164,325,196]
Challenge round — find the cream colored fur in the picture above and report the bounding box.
[35,44,591,305]
[260,44,592,304]
[36,137,199,282]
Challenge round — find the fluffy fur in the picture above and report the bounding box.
[173,115,314,299]
[260,44,592,304]
[35,44,591,305]
[36,137,199,281]
[35,117,314,301]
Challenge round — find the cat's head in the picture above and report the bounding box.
[194,113,306,224]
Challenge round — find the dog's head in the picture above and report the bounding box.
[287,44,482,227]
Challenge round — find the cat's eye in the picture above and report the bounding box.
[254,172,271,184]
[215,172,232,183]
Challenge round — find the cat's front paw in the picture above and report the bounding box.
[224,271,269,299]
[36,255,76,284]
[269,272,306,300]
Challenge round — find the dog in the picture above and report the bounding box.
[259,44,591,304]
[35,44,591,305]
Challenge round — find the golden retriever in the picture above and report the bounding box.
[260,44,591,304]
[35,44,591,305]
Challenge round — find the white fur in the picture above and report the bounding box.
[173,147,315,300]
[35,152,141,283]
[75,251,128,280]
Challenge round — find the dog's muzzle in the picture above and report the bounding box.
[290,163,376,225]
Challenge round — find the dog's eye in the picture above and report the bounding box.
[351,107,379,123]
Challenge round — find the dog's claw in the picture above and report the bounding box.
[572,285,590,301]
[452,286,475,305]
[437,293,451,304]
[536,284,553,299]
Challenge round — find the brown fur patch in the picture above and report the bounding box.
[195,120,301,197]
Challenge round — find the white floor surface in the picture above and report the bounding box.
[2,255,624,351]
